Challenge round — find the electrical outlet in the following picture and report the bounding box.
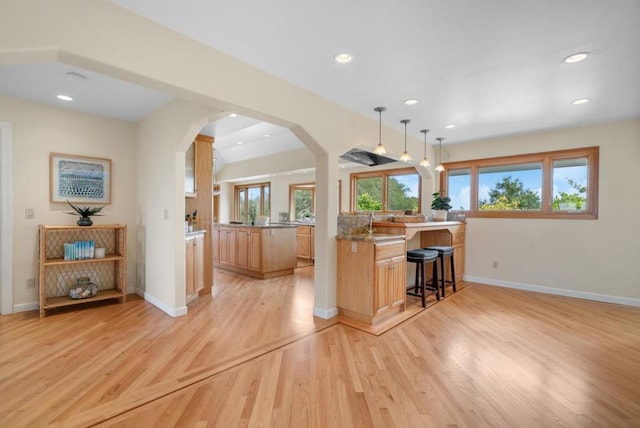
[25,208,35,219]
[492,261,498,269]
[351,242,358,253]
[26,278,36,289]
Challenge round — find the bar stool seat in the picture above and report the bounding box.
[406,249,440,307]
[423,245,456,297]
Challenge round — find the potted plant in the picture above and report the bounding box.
[431,192,452,221]
[66,200,104,226]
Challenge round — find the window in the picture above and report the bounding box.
[290,183,315,221]
[234,182,270,223]
[350,167,421,212]
[442,147,598,219]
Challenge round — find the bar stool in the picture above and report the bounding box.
[406,249,440,307]
[423,246,456,297]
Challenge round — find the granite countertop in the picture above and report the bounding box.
[336,233,405,242]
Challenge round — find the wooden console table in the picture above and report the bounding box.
[373,221,465,284]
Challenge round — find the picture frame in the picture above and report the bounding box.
[50,153,111,204]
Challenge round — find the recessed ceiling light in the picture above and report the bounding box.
[563,52,590,64]
[445,124,456,129]
[263,134,270,138]
[404,99,418,105]
[334,53,353,64]
[237,141,244,145]
[229,113,237,118]
[56,94,73,101]
[571,98,590,105]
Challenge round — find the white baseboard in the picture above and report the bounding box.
[143,291,187,317]
[313,306,338,319]
[13,301,39,313]
[464,275,640,307]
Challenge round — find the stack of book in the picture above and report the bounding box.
[63,240,96,260]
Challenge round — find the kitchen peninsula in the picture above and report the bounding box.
[213,223,297,279]
[336,218,466,333]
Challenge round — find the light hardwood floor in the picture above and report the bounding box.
[2,268,640,427]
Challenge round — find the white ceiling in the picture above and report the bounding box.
[1,0,639,168]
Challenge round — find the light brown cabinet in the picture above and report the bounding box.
[237,228,261,271]
[38,224,127,317]
[186,232,204,303]
[337,237,406,326]
[296,225,314,260]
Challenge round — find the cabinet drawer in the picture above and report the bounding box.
[375,241,405,260]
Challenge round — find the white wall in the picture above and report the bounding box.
[136,99,221,317]
[0,95,138,310]
[451,119,640,304]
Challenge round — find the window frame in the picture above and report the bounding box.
[234,182,271,222]
[350,167,422,213]
[441,146,599,219]
[289,182,316,221]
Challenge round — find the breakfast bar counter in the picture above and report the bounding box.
[372,221,465,283]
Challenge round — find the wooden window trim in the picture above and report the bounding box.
[234,182,271,222]
[289,182,316,220]
[440,146,599,219]
[350,167,422,213]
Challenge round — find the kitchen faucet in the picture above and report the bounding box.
[368,212,374,235]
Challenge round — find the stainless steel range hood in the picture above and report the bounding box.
[339,148,397,167]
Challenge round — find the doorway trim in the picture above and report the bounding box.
[0,122,13,314]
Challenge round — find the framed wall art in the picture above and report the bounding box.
[50,153,111,204]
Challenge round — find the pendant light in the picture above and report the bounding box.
[373,106,387,155]
[435,137,445,172]
[399,119,411,162]
[419,129,431,167]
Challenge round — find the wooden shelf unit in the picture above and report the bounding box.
[38,224,127,317]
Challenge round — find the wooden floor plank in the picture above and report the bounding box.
[2,266,640,427]
[100,285,640,428]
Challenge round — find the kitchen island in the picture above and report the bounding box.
[213,223,297,279]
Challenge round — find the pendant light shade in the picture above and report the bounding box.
[373,107,387,155]
[419,129,431,167]
[399,119,411,162]
[435,137,445,172]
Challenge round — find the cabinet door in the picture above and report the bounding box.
[389,255,406,309]
[220,228,237,266]
[373,258,391,316]
[185,240,195,297]
[248,230,262,271]
[237,229,249,269]
[194,236,204,292]
[213,228,220,264]
[227,229,237,265]
[310,227,315,260]
[297,226,311,259]
[219,228,229,264]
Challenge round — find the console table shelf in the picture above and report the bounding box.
[38,224,127,317]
